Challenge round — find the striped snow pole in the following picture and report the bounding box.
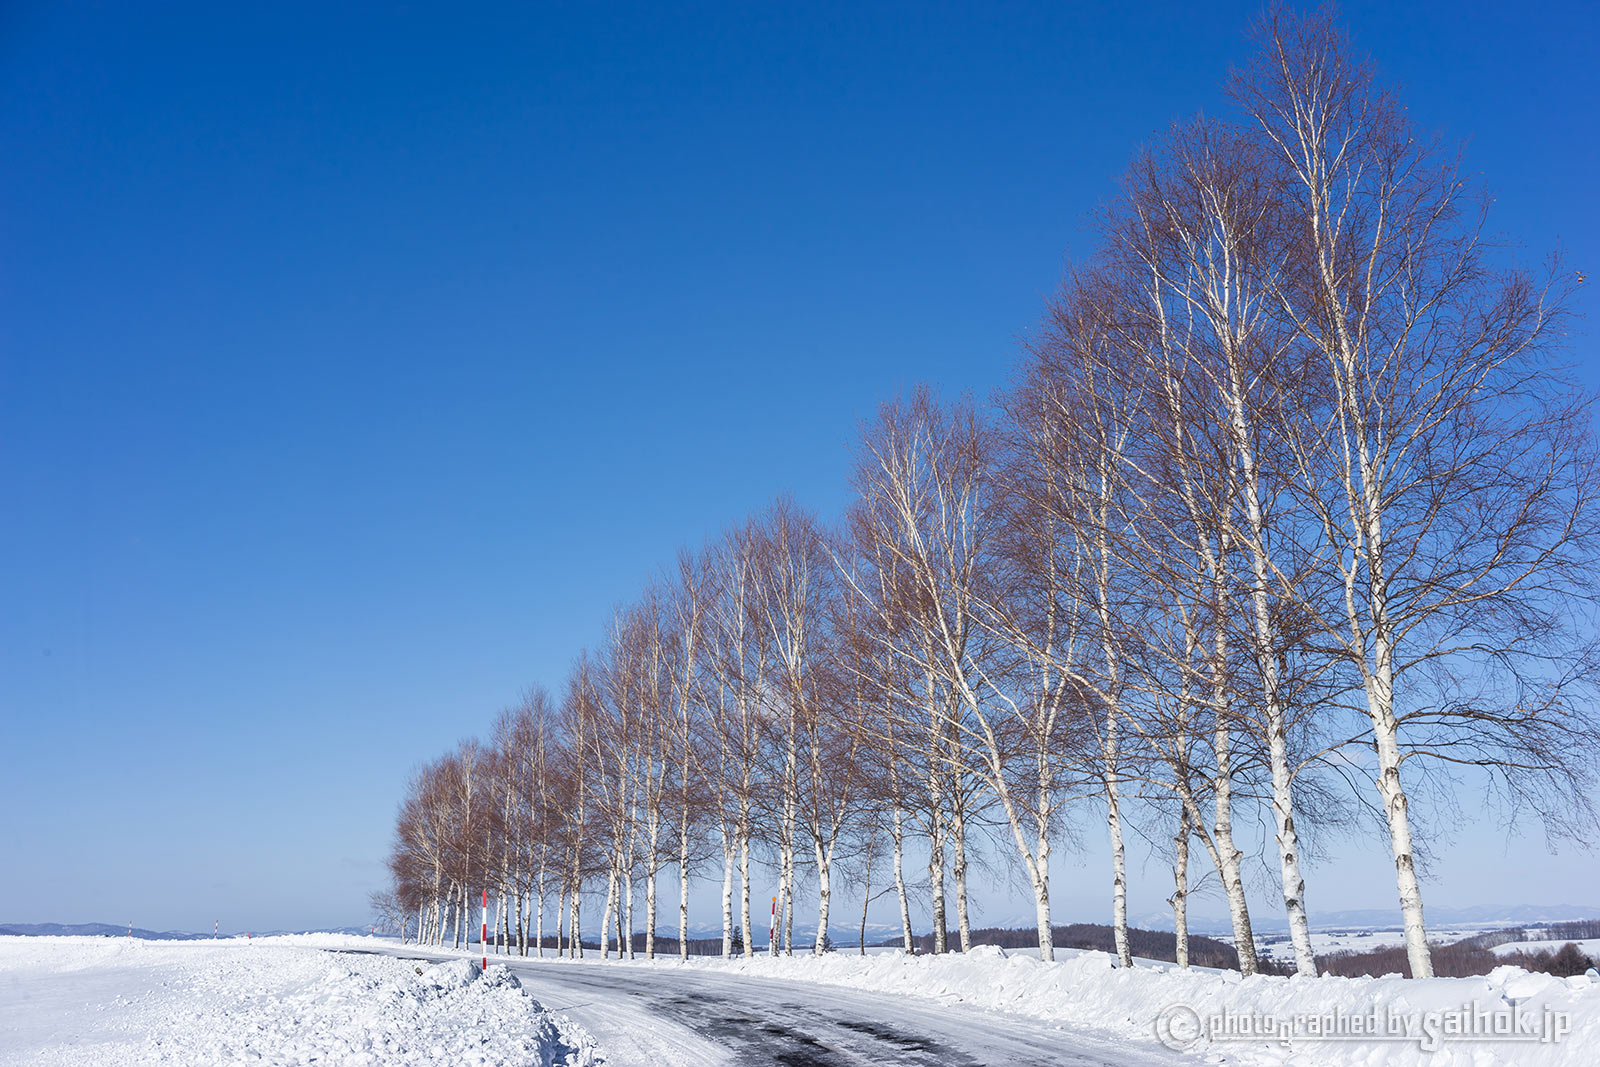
[770,896,777,956]
[214,920,218,940]
[482,889,489,972]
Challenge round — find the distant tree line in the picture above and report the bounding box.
[1321,937,1598,980]
[904,924,1244,971]
[382,8,1599,979]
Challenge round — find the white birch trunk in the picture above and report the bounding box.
[1172,807,1190,969]
[892,803,913,952]
[720,825,735,958]
[600,869,617,958]
[738,828,754,958]
[813,839,831,955]
[1105,755,1131,968]
[678,810,691,961]
[1225,379,1318,977]
[951,798,972,953]
[645,820,659,959]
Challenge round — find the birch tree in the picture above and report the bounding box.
[1231,7,1600,976]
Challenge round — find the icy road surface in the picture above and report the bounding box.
[360,946,1188,1066]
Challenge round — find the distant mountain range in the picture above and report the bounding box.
[0,922,213,940]
[0,922,377,940]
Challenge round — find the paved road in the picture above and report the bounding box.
[353,946,1188,1067]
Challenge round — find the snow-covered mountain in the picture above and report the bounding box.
[0,922,378,940]
[0,922,212,941]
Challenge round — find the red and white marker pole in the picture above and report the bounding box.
[214,920,219,941]
[770,896,777,957]
[481,889,489,972]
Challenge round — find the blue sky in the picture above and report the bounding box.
[2,1,1596,932]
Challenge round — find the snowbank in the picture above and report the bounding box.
[0,936,597,1067]
[588,943,1598,1066]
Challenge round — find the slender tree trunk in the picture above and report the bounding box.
[1304,131,1433,973]
[813,838,831,955]
[1091,487,1132,970]
[1212,711,1258,973]
[1034,753,1055,962]
[951,796,972,953]
[927,800,947,954]
[1105,747,1131,968]
[453,886,464,949]
[1373,667,1430,977]
[570,888,583,958]
[645,824,659,959]
[1172,807,1190,969]
[1020,781,1054,963]
[781,724,798,956]
[1266,716,1315,974]
[927,691,947,954]
[624,862,636,959]
[892,803,913,953]
[1226,383,1318,978]
[678,808,691,961]
[860,866,871,956]
[601,868,617,958]
[720,825,735,958]
[1031,859,1053,962]
[738,826,754,958]
[783,878,794,956]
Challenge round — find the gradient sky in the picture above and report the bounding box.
[2,1,1596,933]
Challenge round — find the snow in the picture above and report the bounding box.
[7,932,1599,1066]
[1494,938,1600,958]
[714,947,1600,1065]
[412,939,1599,1066]
[1249,921,1529,962]
[0,936,597,1067]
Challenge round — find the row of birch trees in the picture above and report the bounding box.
[383,9,1598,978]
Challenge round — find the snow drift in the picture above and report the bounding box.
[0,936,598,1067]
[609,942,1599,1066]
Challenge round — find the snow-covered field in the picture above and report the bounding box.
[1249,922,1531,962]
[0,935,596,1067]
[1494,939,1600,958]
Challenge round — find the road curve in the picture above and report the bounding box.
[352,946,1188,1067]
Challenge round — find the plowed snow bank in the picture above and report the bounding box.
[0,936,598,1067]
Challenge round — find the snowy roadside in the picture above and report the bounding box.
[0,936,598,1067]
[378,936,1599,1066]
[627,944,1600,1066]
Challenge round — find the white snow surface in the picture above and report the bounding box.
[1251,921,1539,962]
[7,932,1600,1065]
[1493,938,1600,957]
[413,938,1596,1066]
[0,935,597,1067]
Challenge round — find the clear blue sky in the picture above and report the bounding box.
[2,1,1596,933]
